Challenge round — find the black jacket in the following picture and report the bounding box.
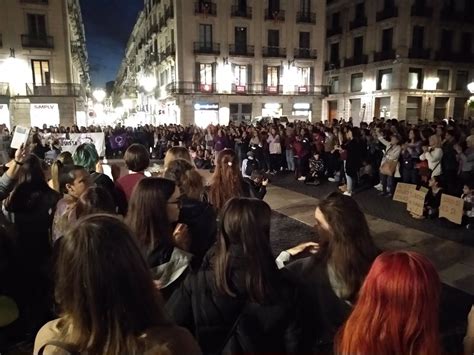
[242,178,267,200]
[179,197,217,268]
[285,256,352,352]
[166,246,301,354]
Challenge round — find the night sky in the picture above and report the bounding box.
[80,0,143,88]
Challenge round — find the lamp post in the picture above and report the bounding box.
[92,88,106,103]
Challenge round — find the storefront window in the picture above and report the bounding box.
[200,64,213,85]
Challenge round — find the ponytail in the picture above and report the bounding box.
[50,160,63,192]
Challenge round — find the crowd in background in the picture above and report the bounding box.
[0,115,473,354]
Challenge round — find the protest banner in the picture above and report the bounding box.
[439,194,464,225]
[407,189,427,216]
[44,133,106,157]
[393,183,416,203]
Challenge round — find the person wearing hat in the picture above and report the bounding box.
[241,150,260,178]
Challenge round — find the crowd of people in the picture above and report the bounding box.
[0,115,472,354]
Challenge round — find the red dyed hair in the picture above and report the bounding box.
[336,251,441,355]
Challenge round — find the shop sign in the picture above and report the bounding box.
[30,103,60,127]
[194,103,219,110]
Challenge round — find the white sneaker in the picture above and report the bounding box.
[298,176,306,181]
[343,191,352,196]
[328,177,336,182]
[374,183,383,191]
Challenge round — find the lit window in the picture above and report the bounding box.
[267,66,279,86]
[200,63,213,85]
[297,67,311,87]
[234,65,247,86]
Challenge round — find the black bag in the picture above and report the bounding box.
[245,159,259,176]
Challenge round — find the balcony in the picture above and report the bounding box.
[26,83,85,97]
[294,48,317,59]
[21,34,54,49]
[165,43,176,57]
[19,0,48,4]
[232,84,248,94]
[435,51,474,63]
[193,42,220,54]
[343,55,368,67]
[327,27,342,37]
[150,24,159,35]
[349,17,368,30]
[195,2,217,16]
[440,7,463,22]
[374,49,396,62]
[262,46,286,58]
[231,5,252,18]
[325,61,340,71]
[0,83,10,97]
[264,9,285,21]
[296,11,316,24]
[411,4,433,17]
[229,44,255,56]
[165,5,174,20]
[166,81,216,94]
[263,84,283,94]
[408,48,431,59]
[376,6,398,21]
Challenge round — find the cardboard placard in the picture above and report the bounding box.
[419,186,429,194]
[439,194,464,225]
[407,189,427,216]
[393,183,417,203]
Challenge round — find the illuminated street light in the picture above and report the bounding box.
[468,82,474,94]
[140,75,157,92]
[93,89,106,103]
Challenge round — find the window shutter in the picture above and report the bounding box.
[247,64,252,85]
[263,65,268,86]
[212,62,217,87]
[310,66,315,86]
[195,62,200,92]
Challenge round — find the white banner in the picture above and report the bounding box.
[44,132,106,157]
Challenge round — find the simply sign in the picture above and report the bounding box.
[30,103,60,127]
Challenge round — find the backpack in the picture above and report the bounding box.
[245,159,259,176]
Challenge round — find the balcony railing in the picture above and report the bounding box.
[193,42,220,54]
[195,2,217,16]
[231,5,252,18]
[296,11,316,24]
[26,83,85,97]
[349,17,368,30]
[343,55,368,67]
[376,6,398,21]
[166,82,216,94]
[440,7,463,22]
[165,43,176,57]
[325,61,340,71]
[294,48,318,59]
[408,48,431,59]
[165,81,328,95]
[435,51,474,63]
[327,27,342,37]
[21,34,54,49]
[19,0,48,4]
[229,44,255,56]
[0,83,10,96]
[262,46,287,58]
[265,9,285,21]
[411,4,432,17]
[374,49,396,62]
[165,5,174,20]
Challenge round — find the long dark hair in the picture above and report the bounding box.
[125,178,175,253]
[214,198,278,303]
[209,149,242,210]
[55,214,170,354]
[75,186,116,219]
[316,193,378,302]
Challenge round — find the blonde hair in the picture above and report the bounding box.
[164,159,204,200]
[163,147,193,169]
[50,152,74,192]
[429,135,442,148]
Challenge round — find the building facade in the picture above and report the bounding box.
[0,0,90,129]
[114,0,326,127]
[323,0,474,125]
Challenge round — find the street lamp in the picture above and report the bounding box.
[93,89,106,103]
[140,75,157,93]
[468,82,474,94]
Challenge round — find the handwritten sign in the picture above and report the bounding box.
[439,194,464,225]
[407,189,427,216]
[393,183,417,203]
[419,186,429,194]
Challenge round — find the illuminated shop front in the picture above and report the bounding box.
[262,103,282,117]
[30,103,60,127]
[194,103,219,127]
[0,104,10,130]
[292,103,312,121]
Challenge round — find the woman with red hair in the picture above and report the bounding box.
[336,251,441,355]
